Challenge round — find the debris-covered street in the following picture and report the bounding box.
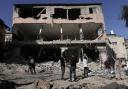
[0,61,128,89]
[0,1,128,89]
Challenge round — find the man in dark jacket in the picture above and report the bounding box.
[60,54,65,79]
[70,54,77,81]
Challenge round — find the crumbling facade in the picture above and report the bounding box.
[12,3,107,63]
[107,34,127,60]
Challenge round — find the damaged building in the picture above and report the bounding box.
[107,33,127,61]
[12,3,109,65]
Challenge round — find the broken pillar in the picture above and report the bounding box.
[79,24,84,41]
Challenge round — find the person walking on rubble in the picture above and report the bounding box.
[28,56,36,74]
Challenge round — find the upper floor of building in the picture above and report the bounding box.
[13,3,105,24]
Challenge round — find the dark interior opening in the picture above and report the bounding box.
[17,7,46,19]
[89,8,93,14]
[21,46,61,63]
[38,47,61,62]
[52,8,67,19]
[21,45,40,60]
[18,7,33,18]
[68,9,80,20]
[20,44,99,64]
[83,45,99,62]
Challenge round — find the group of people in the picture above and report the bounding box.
[27,53,128,81]
[60,52,90,82]
[28,53,90,82]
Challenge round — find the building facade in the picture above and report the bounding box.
[12,3,107,62]
[107,34,127,60]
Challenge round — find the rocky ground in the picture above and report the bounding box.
[0,61,128,89]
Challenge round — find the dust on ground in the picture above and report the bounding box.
[0,61,128,89]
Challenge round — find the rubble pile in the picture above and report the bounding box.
[49,76,128,89]
[0,61,128,89]
[0,61,112,80]
[17,79,50,89]
[0,61,61,76]
[0,63,28,74]
[36,61,61,74]
[0,63,28,79]
[15,76,128,89]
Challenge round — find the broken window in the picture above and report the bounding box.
[52,8,67,19]
[52,8,80,20]
[89,8,93,14]
[68,8,80,20]
[18,7,33,18]
[17,6,46,19]
[33,8,46,19]
[89,7,97,14]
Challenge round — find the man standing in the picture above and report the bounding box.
[83,54,89,78]
[28,56,36,74]
[60,54,65,79]
[60,48,67,79]
[70,54,77,82]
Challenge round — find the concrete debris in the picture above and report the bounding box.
[0,61,127,80]
[0,61,128,89]
[0,76,128,89]
[17,79,49,89]
[0,63,28,74]
[36,61,61,73]
[49,76,128,89]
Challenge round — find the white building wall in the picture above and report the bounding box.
[126,48,128,60]
[107,35,127,59]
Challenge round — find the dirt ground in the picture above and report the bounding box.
[0,61,128,89]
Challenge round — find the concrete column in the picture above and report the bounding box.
[67,9,69,20]
[60,25,63,40]
[81,48,84,61]
[79,25,84,41]
[38,28,43,40]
